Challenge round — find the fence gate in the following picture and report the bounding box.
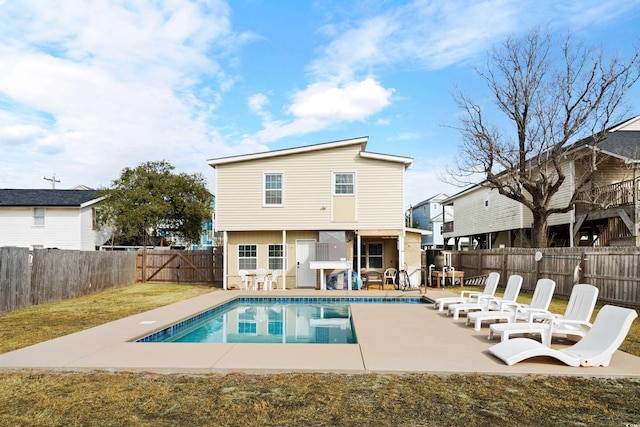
[137,249,221,285]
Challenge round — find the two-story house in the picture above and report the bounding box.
[0,189,108,250]
[442,116,640,248]
[407,193,451,249]
[208,137,423,290]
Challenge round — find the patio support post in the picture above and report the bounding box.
[356,233,361,275]
[282,230,287,290]
[223,231,228,290]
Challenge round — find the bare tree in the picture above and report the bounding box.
[448,29,640,248]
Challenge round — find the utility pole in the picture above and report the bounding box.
[43,174,60,189]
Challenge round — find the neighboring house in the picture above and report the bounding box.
[191,197,218,250]
[208,137,424,290]
[0,189,109,250]
[407,193,450,249]
[442,116,640,248]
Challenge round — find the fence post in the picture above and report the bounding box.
[501,251,507,286]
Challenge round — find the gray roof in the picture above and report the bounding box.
[565,116,640,161]
[595,131,640,161]
[0,189,99,207]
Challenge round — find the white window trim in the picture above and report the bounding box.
[263,172,284,207]
[360,241,384,270]
[238,243,258,270]
[267,243,287,271]
[33,207,45,227]
[332,171,356,196]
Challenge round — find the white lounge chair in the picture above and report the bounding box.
[488,305,638,367]
[466,278,556,331]
[449,274,523,320]
[489,284,599,345]
[434,272,500,312]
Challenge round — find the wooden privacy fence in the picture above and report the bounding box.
[448,247,639,307]
[0,247,137,312]
[136,248,223,285]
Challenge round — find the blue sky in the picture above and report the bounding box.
[1,0,639,209]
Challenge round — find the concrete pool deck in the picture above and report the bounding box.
[0,288,638,377]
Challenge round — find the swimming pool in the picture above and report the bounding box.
[138,296,430,344]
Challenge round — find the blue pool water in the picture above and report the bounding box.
[138,296,430,344]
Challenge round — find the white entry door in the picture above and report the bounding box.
[296,240,316,288]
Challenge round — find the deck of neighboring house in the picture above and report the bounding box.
[574,179,637,246]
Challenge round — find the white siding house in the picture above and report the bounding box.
[0,189,108,250]
[208,137,423,289]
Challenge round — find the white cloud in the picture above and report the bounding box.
[248,93,271,121]
[0,0,252,189]
[245,0,521,143]
[288,78,393,121]
[248,78,393,144]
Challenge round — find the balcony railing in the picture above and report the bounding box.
[575,179,636,214]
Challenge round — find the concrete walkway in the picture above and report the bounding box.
[0,288,638,377]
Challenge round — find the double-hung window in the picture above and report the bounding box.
[33,208,45,226]
[238,244,257,270]
[360,242,383,269]
[334,172,355,195]
[264,173,283,206]
[268,244,286,270]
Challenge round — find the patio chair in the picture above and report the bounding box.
[255,268,269,291]
[362,270,383,290]
[488,304,638,367]
[489,284,599,346]
[383,268,397,287]
[267,270,281,291]
[238,270,250,290]
[448,274,523,320]
[433,272,500,312]
[466,278,556,331]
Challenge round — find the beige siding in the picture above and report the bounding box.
[546,162,573,226]
[227,230,320,289]
[590,157,637,184]
[333,195,356,222]
[618,118,640,130]
[404,231,422,267]
[215,144,405,231]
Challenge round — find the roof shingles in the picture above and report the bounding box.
[0,189,98,207]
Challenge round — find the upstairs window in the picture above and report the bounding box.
[33,208,45,226]
[334,172,355,195]
[264,173,283,206]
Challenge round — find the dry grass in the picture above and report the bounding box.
[0,283,215,354]
[0,372,638,426]
[0,283,638,426]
